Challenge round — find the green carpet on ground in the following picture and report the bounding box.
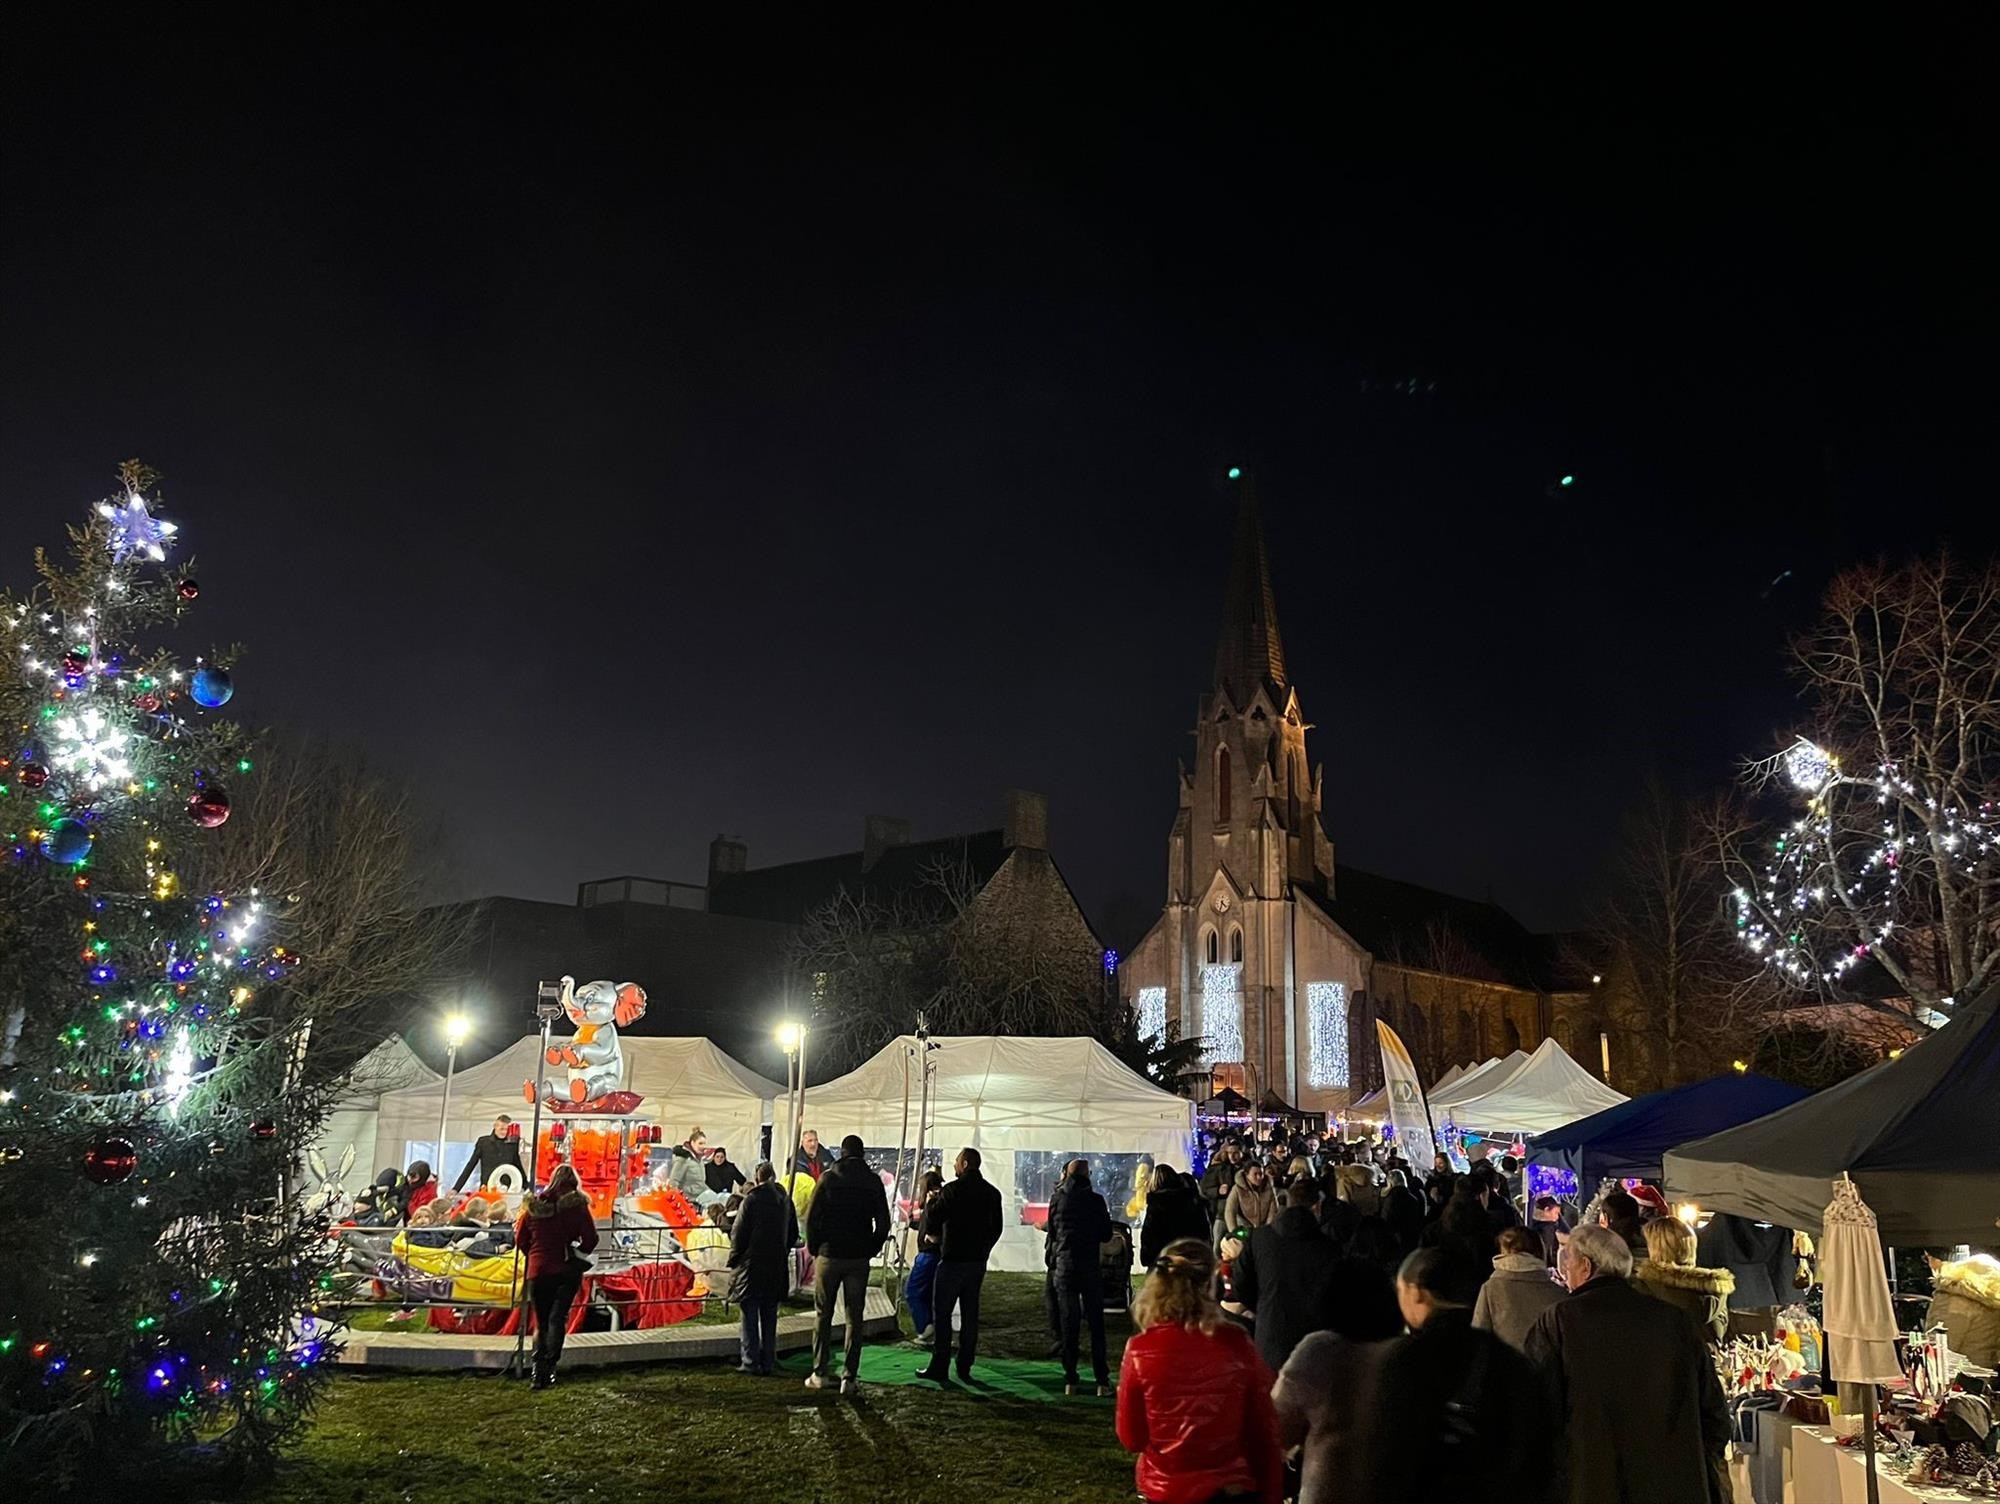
[776,1342,1112,1402]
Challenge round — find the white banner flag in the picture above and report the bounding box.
[1375,1020,1437,1171]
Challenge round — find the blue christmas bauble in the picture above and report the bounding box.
[42,818,92,864]
[190,666,234,708]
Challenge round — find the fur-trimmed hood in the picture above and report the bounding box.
[1634,1258,1735,1298]
[1935,1256,2000,1314]
[524,1189,591,1219]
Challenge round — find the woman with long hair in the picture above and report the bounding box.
[515,1163,599,1389]
[1116,1237,1282,1504]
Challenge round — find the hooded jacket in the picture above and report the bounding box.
[515,1188,598,1282]
[1234,1206,1388,1373]
[1117,1319,1282,1504]
[1472,1252,1567,1350]
[1140,1184,1211,1268]
[1223,1175,1278,1234]
[804,1151,891,1260]
[663,1144,710,1202]
[1631,1259,1735,1348]
[727,1179,799,1302]
[1045,1176,1113,1275]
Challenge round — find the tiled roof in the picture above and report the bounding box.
[707,829,1010,926]
[1315,864,1570,992]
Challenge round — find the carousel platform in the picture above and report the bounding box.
[336,1287,901,1371]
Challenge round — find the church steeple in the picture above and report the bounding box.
[1213,468,1287,705]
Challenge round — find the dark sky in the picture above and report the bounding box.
[4,16,1992,949]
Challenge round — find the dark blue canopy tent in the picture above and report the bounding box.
[1529,1072,1809,1187]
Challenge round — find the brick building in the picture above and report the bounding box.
[1117,473,1597,1113]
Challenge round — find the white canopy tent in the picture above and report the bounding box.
[1349,1061,1470,1120]
[308,1035,440,1190]
[1430,1052,1525,1111]
[1439,1037,1627,1135]
[789,1035,1195,1272]
[374,1035,780,1194]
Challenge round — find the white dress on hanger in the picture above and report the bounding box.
[1820,1175,1901,1383]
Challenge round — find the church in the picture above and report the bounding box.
[1117,471,1599,1114]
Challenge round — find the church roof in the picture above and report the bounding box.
[707,829,1011,926]
[1213,470,1288,704]
[1314,864,1573,993]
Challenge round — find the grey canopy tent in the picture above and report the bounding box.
[1664,984,2000,1245]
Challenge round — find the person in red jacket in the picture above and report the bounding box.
[1116,1236,1283,1504]
[515,1164,599,1389]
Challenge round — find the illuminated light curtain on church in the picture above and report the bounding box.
[1134,986,1167,1043]
[1201,964,1243,1061]
[1307,981,1350,1087]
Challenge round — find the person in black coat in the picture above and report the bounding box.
[1044,1159,1114,1393]
[727,1161,799,1376]
[451,1116,525,1193]
[802,1136,892,1391]
[1362,1247,1561,1504]
[915,1146,1004,1383]
[1139,1163,1210,1268]
[705,1145,748,1197]
[1524,1224,1730,1504]
[1234,1177,1396,1374]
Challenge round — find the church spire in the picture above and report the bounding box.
[1213,467,1287,703]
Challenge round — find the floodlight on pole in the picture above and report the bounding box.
[777,1019,809,1205]
[436,1010,474,1185]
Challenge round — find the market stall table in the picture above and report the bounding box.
[1776,1415,1965,1504]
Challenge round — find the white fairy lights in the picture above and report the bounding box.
[1134,986,1166,1044]
[1736,742,1997,997]
[1201,964,1243,1063]
[1307,981,1350,1087]
[49,707,134,790]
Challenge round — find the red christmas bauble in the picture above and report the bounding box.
[177,579,200,601]
[134,693,162,715]
[18,762,49,790]
[61,650,90,676]
[83,1137,139,1184]
[249,1119,278,1141]
[186,786,231,828]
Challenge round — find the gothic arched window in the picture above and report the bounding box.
[1205,929,1219,965]
[1229,927,1243,963]
[1216,745,1232,822]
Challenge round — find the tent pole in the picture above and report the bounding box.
[510,1009,554,1381]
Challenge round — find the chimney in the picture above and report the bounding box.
[708,834,748,880]
[1002,789,1049,851]
[861,815,910,872]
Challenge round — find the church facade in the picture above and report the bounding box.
[1118,473,1598,1113]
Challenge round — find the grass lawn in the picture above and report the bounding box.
[245,1272,1142,1504]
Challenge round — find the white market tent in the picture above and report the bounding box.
[789,1035,1195,1273]
[375,1036,780,1193]
[1350,1061,1469,1120]
[1440,1037,1627,1135]
[1430,1052,1526,1111]
[308,1035,440,1189]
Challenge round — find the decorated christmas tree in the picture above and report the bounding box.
[0,467,352,1490]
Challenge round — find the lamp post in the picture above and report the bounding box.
[777,1021,808,1205]
[437,1012,471,1183]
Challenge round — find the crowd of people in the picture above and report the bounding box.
[1112,1125,1737,1504]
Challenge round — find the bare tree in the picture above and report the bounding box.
[186,741,467,1094]
[788,854,1105,1073]
[1588,783,1778,1087]
[1726,553,2000,1026]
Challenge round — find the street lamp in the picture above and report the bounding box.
[776,1020,808,1205]
[437,1011,472,1185]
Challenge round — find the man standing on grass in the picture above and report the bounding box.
[916,1146,1004,1385]
[803,1135,891,1396]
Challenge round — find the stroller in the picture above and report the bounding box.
[1101,1221,1135,1312]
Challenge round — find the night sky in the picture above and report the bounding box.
[4,17,1992,949]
